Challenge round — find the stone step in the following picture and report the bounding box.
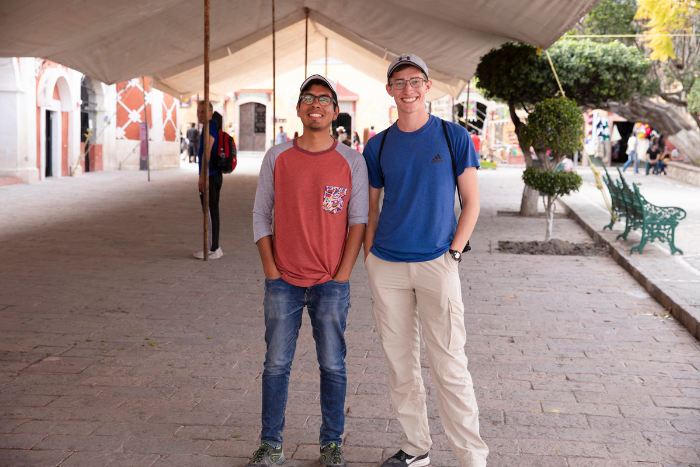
[0,177,22,187]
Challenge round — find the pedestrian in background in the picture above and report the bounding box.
[470,130,481,159]
[646,140,661,175]
[194,101,223,260]
[275,126,288,145]
[352,131,361,151]
[622,133,637,173]
[186,122,199,164]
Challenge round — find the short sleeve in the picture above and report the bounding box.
[363,133,384,189]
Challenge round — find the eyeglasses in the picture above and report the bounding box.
[389,78,428,90]
[299,94,336,106]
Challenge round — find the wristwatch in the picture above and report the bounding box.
[449,249,462,263]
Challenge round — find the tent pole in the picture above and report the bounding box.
[465,80,470,130]
[325,37,328,77]
[203,0,210,261]
[141,76,150,182]
[304,8,309,79]
[272,0,276,138]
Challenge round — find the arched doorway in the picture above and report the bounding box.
[239,102,266,151]
[333,113,352,137]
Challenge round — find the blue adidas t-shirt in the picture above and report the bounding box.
[363,115,480,263]
[198,120,220,176]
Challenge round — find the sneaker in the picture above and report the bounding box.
[319,443,348,467]
[381,450,429,467]
[247,443,285,467]
[193,247,223,259]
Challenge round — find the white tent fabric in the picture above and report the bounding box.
[0,0,600,98]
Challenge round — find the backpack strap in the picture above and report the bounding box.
[441,119,471,253]
[441,119,462,210]
[377,128,390,184]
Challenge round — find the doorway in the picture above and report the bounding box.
[332,113,352,137]
[239,102,267,151]
[81,76,97,172]
[45,110,53,177]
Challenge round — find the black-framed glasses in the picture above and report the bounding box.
[389,78,427,90]
[299,94,336,106]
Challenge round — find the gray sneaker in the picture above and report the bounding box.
[381,450,430,467]
[319,442,348,467]
[247,443,285,467]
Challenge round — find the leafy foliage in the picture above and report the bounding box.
[475,40,651,110]
[688,79,700,115]
[579,0,641,45]
[522,167,583,198]
[635,0,693,61]
[522,98,585,165]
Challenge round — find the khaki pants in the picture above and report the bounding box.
[365,251,488,467]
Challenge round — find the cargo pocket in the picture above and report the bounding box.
[448,298,466,350]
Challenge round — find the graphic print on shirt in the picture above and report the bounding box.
[322,186,348,214]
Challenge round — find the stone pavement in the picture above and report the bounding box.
[0,161,699,467]
[559,167,700,338]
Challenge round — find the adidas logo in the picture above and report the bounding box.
[431,154,444,163]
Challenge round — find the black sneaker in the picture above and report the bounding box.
[381,450,430,467]
[247,443,286,467]
[319,443,348,467]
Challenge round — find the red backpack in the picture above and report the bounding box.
[215,130,237,174]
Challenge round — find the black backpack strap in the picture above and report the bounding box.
[441,119,462,210]
[377,128,389,184]
[441,119,470,253]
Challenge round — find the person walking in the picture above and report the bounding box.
[193,101,223,259]
[368,125,376,140]
[186,122,199,163]
[352,131,361,151]
[275,126,288,145]
[363,54,488,467]
[250,74,368,467]
[622,133,637,173]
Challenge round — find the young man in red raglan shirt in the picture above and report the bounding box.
[250,75,369,467]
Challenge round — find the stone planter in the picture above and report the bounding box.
[666,161,700,187]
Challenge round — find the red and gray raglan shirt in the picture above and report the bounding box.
[253,139,369,287]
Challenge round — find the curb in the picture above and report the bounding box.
[558,199,700,341]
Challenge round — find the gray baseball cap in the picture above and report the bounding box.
[387,54,429,81]
[300,74,338,103]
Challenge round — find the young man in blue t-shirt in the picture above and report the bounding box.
[194,100,222,259]
[363,54,488,467]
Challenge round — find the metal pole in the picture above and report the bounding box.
[203,0,210,261]
[465,79,470,130]
[304,8,309,79]
[272,0,276,136]
[325,37,328,77]
[141,77,150,182]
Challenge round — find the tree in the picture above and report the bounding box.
[521,98,584,241]
[475,39,650,215]
[570,0,641,46]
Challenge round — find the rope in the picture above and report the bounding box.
[565,33,696,37]
[545,50,565,97]
[586,153,616,223]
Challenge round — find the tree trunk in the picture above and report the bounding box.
[544,195,554,242]
[520,185,539,217]
[508,101,541,217]
[602,95,700,163]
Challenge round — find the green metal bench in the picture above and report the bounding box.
[601,168,686,255]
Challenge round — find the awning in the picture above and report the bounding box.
[0,0,600,99]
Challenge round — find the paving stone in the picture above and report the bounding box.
[0,164,699,465]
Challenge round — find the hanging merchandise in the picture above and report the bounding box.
[611,124,621,143]
[585,111,599,155]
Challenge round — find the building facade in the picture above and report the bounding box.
[0,58,180,185]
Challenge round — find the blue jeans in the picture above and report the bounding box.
[261,277,350,447]
[622,150,638,173]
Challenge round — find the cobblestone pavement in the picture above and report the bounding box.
[0,162,699,467]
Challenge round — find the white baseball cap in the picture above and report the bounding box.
[300,74,338,103]
[387,54,429,81]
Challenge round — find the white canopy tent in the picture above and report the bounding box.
[1,0,600,99]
